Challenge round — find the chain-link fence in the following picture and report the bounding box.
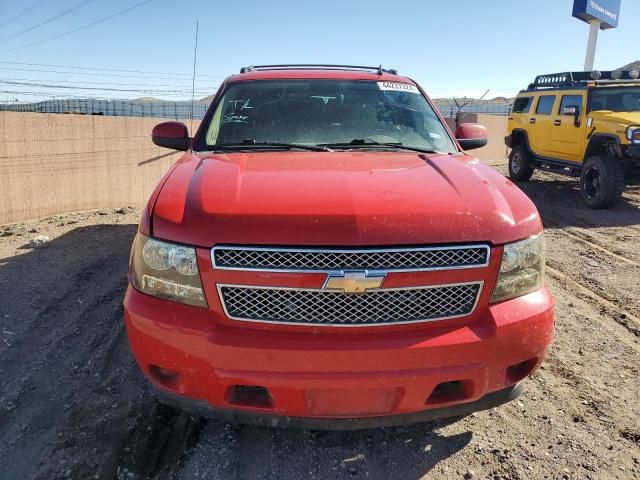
[0,98,210,119]
[0,97,513,119]
[432,100,512,117]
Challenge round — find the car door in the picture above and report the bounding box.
[550,93,587,163]
[508,95,534,137]
[528,95,556,158]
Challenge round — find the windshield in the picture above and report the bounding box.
[199,79,457,153]
[590,87,640,112]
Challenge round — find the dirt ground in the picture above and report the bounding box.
[1,164,640,480]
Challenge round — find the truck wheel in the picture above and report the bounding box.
[508,144,534,181]
[580,156,625,209]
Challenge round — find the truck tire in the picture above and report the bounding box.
[508,144,535,181]
[580,156,625,209]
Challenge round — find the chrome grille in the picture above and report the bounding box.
[212,245,490,272]
[218,282,482,327]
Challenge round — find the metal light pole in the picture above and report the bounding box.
[584,20,601,71]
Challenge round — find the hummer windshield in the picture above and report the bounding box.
[590,86,640,112]
[199,80,457,154]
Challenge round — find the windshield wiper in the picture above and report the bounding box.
[319,139,438,154]
[213,139,330,152]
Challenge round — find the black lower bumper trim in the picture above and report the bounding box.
[151,382,524,431]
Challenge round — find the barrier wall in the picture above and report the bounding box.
[444,113,508,166]
[0,112,507,224]
[0,112,200,223]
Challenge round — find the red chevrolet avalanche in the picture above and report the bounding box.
[124,65,554,429]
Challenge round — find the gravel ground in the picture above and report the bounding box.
[1,167,640,480]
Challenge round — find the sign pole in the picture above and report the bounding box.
[573,0,621,71]
[584,20,601,71]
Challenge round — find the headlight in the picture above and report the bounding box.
[491,234,545,303]
[626,126,640,144]
[130,233,207,307]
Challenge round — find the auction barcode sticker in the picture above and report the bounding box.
[377,81,420,94]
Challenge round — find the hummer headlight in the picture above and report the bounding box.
[491,234,545,303]
[626,126,640,145]
[131,233,207,307]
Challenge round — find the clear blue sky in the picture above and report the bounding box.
[0,0,637,101]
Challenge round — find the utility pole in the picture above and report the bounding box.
[190,20,199,134]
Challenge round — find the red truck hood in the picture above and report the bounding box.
[151,151,541,247]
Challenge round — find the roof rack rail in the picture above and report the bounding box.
[530,70,640,89]
[239,64,398,75]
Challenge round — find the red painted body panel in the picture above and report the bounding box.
[151,121,188,139]
[455,123,489,140]
[151,151,541,247]
[124,70,554,423]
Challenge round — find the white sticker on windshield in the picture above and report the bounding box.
[377,81,420,94]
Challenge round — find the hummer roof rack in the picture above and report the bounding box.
[530,70,640,90]
[239,64,399,75]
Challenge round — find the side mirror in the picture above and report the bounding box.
[152,121,190,151]
[455,123,488,151]
[562,105,581,127]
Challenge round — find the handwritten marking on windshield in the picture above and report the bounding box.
[228,99,254,110]
[223,114,249,123]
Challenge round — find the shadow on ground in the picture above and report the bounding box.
[174,417,472,480]
[514,175,640,229]
[0,224,200,480]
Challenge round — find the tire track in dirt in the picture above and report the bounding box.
[0,256,126,436]
[115,406,205,480]
[546,264,640,340]
[532,284,640,475]
[545,224,640,267]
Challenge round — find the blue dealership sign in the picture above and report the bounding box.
[573,0,621,29]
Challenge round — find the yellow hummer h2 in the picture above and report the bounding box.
[505,70,640,209]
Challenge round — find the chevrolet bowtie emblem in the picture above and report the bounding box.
[323,271,386,294]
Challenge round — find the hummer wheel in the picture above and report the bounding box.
[508,144,534,181]
[580,156,625,209]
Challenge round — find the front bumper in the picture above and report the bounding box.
[124,286,554,427]
[151,380,524,430]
